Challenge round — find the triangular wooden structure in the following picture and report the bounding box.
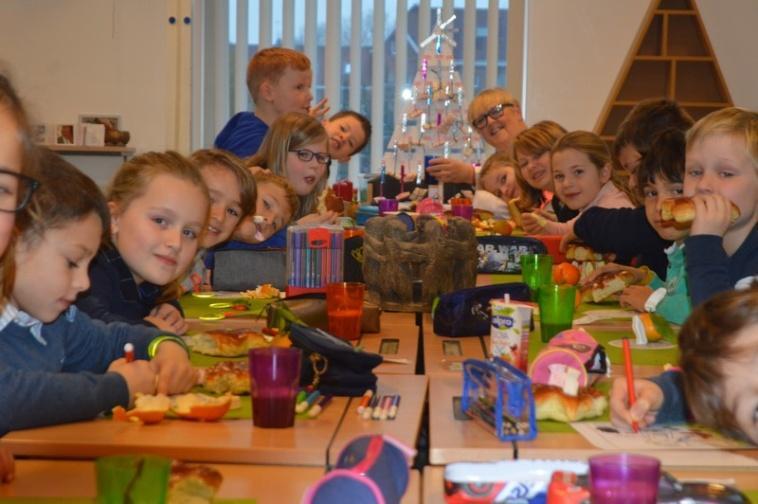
[595,0,732,140]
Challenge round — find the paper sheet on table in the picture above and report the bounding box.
[571,421,758,467]
[573,310,634,325]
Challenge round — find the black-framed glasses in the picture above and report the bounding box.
[472,102,514,130]
[0,168,39,213]
[290,149,331,166]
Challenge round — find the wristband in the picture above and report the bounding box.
[148,335,190,359]
[644,287,667,313]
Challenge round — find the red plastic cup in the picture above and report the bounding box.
[249,347,302,428]
[326,282,365,340]
[589,453,661,504]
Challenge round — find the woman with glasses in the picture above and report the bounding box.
[247,112,336,224]
[0,74,41,484]
[426,88,527,186]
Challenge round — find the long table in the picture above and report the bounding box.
[0,460,421,503]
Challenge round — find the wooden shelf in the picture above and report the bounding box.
[595,0,732,139]
[41,145,135,155]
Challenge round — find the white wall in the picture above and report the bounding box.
[523,0,758,130]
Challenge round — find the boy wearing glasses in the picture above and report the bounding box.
[426,88,527,185]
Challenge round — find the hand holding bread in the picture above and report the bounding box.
[660,196,739,235]
[610,377,664,431]
[149,341,198,395]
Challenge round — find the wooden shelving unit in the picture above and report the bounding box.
[42,145,135,155]
[595,0,732,141]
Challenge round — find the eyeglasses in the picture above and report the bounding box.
[472,102,514,130]
[0,168,40,213]
[290,149,331,166]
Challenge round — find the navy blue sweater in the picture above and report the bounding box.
[0,307,161,435]
[573,206,670,280]
[76,247,181,327]
[214,111,269,158]
[685,226,758,307]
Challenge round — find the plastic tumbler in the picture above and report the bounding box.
[327,282,365,340]
[589,453,661,504]
[95,455,171,504]
[450,198,474,220]
[249,347,302,428]
[378,198,399,216]
[537,283,576,342]
[520,253,553,298]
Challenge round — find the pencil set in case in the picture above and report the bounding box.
[461,357,537,442]
[286,225,344,296]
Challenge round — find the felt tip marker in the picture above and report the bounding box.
[380,395,393,420]
[307,395,333,418]
[363,395,379,420]
[296,390,321,414]
[388,395,401,420]
[372,395,386,420]
[356,389,374,415]
[124,343,135,363]
[622,338,640,433]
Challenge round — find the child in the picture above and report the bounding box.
[181,149,256,292]
[323,110,372,163]
[512,120,575,224]
[472,151,520,219]
[248,112,332,222]
[204,172,299,279]
[215,47,320,158]
[76,152,210,335]
[566,100,693,280]
[682,107,758,306]
[0,73,39,484]
[610,285,758,445]
[583,129,692,324]
[528,130,635,236]
[614,98,694,194]
[0,149,196,436]
[426,87,527,184]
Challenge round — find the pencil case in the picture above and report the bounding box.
[461,357,537,442]
[476,235,547,274]
[302,434,415,504]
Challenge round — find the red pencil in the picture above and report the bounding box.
[124,343,135,363]
[622,338,639,433]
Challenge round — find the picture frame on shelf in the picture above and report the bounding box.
[54,124,76,145]
[78,114,120,131]
[31,124,53,144]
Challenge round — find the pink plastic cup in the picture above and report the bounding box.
[589,453,661,504]
[249,347,302,428]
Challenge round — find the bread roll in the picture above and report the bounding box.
[533,384,607,422]
[583,270,637,303]
[660,197,740,228]
[169,462,223,504]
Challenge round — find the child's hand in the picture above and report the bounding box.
[690,193,733,237]
[520,212,548,234]
[610,377,664,430]
[426,158,475,184]
[1,447,15,484]
[581,263,645,287]
[559,228,577,252]
[619,285,653,311]
[149,342,198,395]
[297,211,338,226]
[146,304,188,335]
[309,98,330,120]
[108,358,158,405]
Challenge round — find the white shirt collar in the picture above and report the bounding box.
[0,304,78,346]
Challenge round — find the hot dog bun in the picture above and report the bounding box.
[660,197,740,228]
[533,384,607,422]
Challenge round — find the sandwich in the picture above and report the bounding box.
[660,197,740,228]
[533,384,607,422]
[582,270,637,303]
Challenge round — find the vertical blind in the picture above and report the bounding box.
[192,0,513,182]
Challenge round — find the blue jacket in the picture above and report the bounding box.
[0,306,161,435]
[685,226,758,307]
[648,370,689,425]
[76,247,182,327]
[214,111,269,158]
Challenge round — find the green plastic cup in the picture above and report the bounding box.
[95,455,171,504]
[537,283,576,342]
[520,253,553,299]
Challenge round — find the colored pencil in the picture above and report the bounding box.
[622,338,640,433]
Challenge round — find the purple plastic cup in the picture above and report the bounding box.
[249,347,302,428]
[589,453,661,504]
[378,198,399,216]
[451,204,474,220]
